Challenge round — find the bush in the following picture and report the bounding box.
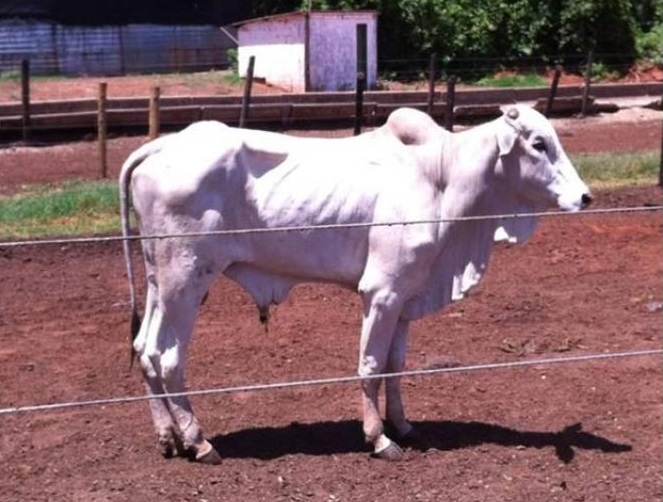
[636,23,663,65]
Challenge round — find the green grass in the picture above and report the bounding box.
[476,73,548,88]
[176,70,239,87]
[0,180,119,239]
[0,70,21,82]
[0,150,659,240]
[571,150,659,189]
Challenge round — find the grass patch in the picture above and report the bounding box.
[0,150,659,240]
[178,70,239,87]
[571,150,659,189]
[476,73,547,88]
[0,180,119,240]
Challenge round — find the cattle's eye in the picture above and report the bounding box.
[532,140,547,153]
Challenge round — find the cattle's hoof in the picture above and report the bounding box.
[158,441,176,459]
[156,432,180,459]
[195,442,222,465]
[372,440,404,461]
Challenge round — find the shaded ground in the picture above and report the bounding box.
[0,110,662,501]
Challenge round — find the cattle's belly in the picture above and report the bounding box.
[230,228,369,285]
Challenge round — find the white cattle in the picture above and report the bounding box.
[119,106,591,464]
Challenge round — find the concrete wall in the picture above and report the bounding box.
[308,12,377,91]
[237,11,377,92]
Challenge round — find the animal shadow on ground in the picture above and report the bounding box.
[211,420,631,462]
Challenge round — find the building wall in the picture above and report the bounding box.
[237,11,377,92]
[0,19,235,76]
[237,16,306,92]
[308,12,377,91]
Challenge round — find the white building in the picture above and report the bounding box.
[235,11,377,92]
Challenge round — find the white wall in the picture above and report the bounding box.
[237,11,377,92]
[237,16,306,92]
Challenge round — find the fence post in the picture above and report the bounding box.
[427,53,437,116]
[354,72,366,136]
[544,65,562,118]
[444,76,457,132]
[148,86,161,140]
[659,83,663,187]
[97,82,108,179]
[239,55,255,128]
[21,59,30,142]
[581,49,594,117]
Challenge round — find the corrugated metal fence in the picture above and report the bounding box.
[0,20,236,76]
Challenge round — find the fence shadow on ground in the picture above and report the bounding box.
[211,420,631,462]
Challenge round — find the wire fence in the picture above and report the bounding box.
[0,45,650,83]
[1,349,661,416]
[1,203,662,417]
[1,206,662,250]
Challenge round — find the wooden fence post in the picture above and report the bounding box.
[354,72,366,136]
[21,59,30,142]
[544,65,562,118]
[239,56,255,128]
[581,49,594,117]
[98,82,108,179]
[427,53,437,116]
[444,76,457,132]
[148,86,161,140]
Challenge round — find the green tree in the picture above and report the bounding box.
[251,0,649,74]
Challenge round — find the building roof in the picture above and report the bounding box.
[232,10,377,28]
[0,0,249,25]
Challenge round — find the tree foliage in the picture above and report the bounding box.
[250,0,663,72]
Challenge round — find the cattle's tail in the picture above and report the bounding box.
[119,137,168,368]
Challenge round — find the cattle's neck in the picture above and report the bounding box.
[435,122,501,217]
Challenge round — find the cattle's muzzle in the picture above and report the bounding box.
[581,193,593,209]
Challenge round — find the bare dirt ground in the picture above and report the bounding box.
[0,90,662,501]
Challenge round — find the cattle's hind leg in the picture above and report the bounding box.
[134,282,182,458]
[137,260,221,464]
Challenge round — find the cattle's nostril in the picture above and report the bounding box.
[581,193,593,207]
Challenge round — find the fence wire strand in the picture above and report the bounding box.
[1,204,661,417]
[1,205,662,249]
[0,349,660,416]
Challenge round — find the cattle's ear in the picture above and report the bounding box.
[496,107,521,156]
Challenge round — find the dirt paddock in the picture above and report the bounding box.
[1,109,662,501]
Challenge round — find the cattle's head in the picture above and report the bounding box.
[495,105,592,212]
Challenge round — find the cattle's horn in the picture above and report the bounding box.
[506,108,519,120]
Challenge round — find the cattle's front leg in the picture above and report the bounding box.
[358,290,405,461]
[385,320,416,440]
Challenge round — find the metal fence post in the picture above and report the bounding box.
[354,72,366,136]
[21,59,31,142]
[659,83,663,187]
[444,76,457,132]
[97,82,108,179]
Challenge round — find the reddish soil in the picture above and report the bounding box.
[1,105,662,501]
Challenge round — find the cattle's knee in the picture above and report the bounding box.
[156,346,182,384]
